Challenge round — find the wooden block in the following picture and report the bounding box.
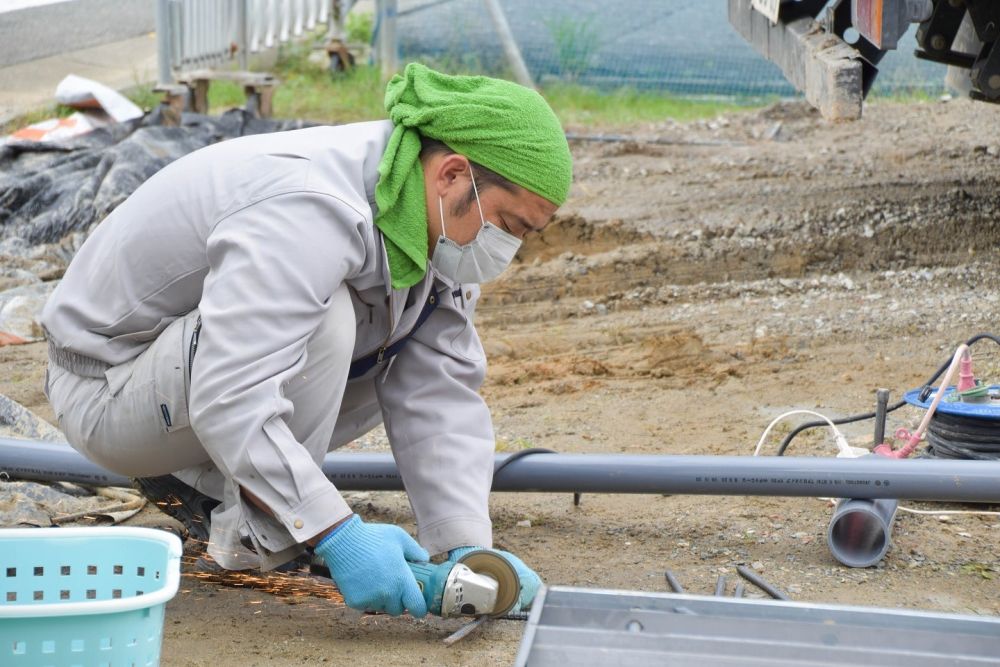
[728,0,863,119]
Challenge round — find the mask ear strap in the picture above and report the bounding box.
[438,196,447,239]
[469,165,487,226]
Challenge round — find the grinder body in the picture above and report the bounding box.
[407,550,519,618]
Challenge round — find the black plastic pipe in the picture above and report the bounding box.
[4,438,1000,503]
[874,388,890,445]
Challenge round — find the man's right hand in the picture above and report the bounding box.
[313,515,429,617]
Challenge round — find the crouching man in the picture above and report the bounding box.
[41,63,572,617]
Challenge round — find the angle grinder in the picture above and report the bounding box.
[407,550,520,618]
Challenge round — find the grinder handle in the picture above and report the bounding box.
[407,561,449,616]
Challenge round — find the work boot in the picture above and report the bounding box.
[131,474,220,544]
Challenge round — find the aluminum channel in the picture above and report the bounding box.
[514,586,1000,666]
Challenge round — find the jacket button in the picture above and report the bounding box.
[465,291,472,300]
[293,519,304,529]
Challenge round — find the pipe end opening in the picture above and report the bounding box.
[828,509,888,568]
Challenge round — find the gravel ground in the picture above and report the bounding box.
[1,97,999,665]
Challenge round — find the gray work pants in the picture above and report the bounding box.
[44,285,369,502]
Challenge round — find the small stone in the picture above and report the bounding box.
[751,561,764,570]
[0,282,57,342]
[581,300,595,312]
[516,519,532,528]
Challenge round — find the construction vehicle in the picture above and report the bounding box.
[728,0,1000,119]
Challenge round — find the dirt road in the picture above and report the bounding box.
[3,98,999,665]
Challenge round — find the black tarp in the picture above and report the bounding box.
[0,108,312,250]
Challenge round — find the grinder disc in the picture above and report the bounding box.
[457,551,520,616]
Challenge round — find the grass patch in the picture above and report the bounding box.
[345,10,374,44]
[205,43,385,124]
[866,86,946,104]
[545,15,601,81]
[2,81,173,135]
[205,54,754,127]
[542,83,753,126]
[3,37,759,136]
[961,562,998,580]
[195,28,758,126]
[0,104,73,134]
[125,83,165,112]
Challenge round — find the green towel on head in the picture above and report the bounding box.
[375,62,573,289]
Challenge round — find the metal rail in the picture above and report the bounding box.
[156,0,347,85]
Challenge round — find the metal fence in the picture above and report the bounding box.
[376,0,946,99]
[156,0,352,85]
[157,0,949,100]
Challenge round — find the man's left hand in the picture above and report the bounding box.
[448,546,541,611]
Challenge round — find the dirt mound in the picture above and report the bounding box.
[486,100,1000,315]
[516,214,650,264]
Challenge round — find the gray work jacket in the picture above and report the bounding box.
[41,120,495,564]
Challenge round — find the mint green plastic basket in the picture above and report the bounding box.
[0,527,182,667]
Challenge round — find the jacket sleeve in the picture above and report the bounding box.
[189,191,366,553]
[376,282,494,555]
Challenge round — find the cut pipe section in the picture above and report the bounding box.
[827,498,899,568]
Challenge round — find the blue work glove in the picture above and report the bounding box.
[314,515,429,617]
[448,546,542,611]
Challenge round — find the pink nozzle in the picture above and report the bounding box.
[874,435,920,459]
[957,351,976,393]
[872,442,895,457]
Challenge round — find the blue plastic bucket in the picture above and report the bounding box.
[0,526,182,667]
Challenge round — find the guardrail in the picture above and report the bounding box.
[156,0,351,85]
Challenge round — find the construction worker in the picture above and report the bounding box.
[40,63,572,618]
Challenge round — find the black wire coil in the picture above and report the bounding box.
[778,333,1000,457]
[924,411,1000,461]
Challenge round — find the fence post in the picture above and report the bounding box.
[237,0,250,70]
[376,0,398,79]
[483,0,534,88]
[328,0,345,41]
[156,0,174,84]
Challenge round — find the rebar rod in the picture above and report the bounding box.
[736,565,790,601]
[664,570,685,593]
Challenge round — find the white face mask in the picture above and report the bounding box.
[431,168,522,284]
